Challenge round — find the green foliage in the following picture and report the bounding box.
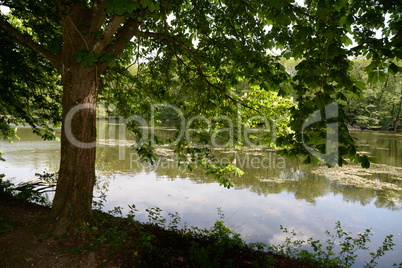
[0,28,62,141]
[105,0,158,16]
[0,176,13,196]
[346,58,402,130]
[63,204,275,267]
[61,203,400,267]
[0,177,51,206]
[185,208,274,267]
[74,49,101,68]
[133,141,157,165]
[145,207,166,226]
[269,221,398,268]
[92,191,107,211]
[105,0,139,16]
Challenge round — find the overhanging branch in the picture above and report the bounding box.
[134,30,258,111]
[0,15,61,72]
[101,17,260,112]
[136,30,205,77]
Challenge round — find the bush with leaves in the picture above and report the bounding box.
[269,221,401,268]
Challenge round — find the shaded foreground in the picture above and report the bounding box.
[0,193,314,268]
[0,193,96,267]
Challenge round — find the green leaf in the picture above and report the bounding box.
[303,155,311,164]
[349,146,356,156]
[341,35,353,47]
[140,0,150,7]
[114,4,125,16]
[336,92,348,101]
[361,155,370,168]
[74,50,101,67]
[233,167,244,177]
[105,0,117,14]
[367,70,387,84]
[354,80,366,91]
[388,62,399,75]
[125,2,140,14]
[364,61,378,73]
[108,58,116,68]
[74,49,87,63]
[75,50,98,67]
[105,0,140,15]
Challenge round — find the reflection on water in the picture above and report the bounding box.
[351,130,402,167]
[1,126,401,267]
[97,143,402,212]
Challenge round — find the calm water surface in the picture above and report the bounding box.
[1,126,401,267]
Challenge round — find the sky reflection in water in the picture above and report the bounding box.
[0,127,401,267]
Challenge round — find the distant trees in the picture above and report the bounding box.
[346,58,402,130]
[280,57,402,131]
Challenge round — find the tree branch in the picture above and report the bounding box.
[102,3,151,57]
[92,14,126,53]
[136,30,205,78]
[135,29,258,112]
[97,18,140,73]
[101,16,261,113]
[0,15,61,72]
[89,0,107,34]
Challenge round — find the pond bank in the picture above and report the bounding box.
[0,193,314,268]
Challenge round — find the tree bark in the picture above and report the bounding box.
[0,1,139,235]
[50,64,99,235]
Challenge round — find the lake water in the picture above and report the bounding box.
[1,126,401,267]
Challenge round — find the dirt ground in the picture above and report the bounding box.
[0,194,97,268]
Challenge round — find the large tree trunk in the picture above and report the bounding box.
[0,1,132,235]
[50,64,98,235]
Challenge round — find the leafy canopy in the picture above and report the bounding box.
[0,0,401,170]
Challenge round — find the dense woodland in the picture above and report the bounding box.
[347,58,402,130]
